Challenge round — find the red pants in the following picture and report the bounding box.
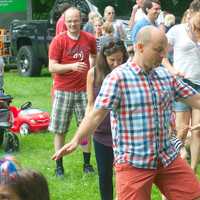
[115,156,200,200]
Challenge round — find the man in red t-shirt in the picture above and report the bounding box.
[48,7,97,177]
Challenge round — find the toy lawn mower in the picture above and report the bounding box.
[0,94,19,153]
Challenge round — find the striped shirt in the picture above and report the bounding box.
[94,62,196,169]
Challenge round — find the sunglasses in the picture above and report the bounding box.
[103,40,124,49]
[107,12,115,15]
[102,40,125,55]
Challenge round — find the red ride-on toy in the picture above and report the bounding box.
[10,102,50,135]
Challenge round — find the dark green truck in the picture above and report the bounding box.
[8,0,100,76]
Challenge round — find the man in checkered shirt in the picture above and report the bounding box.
[53,26,200,200]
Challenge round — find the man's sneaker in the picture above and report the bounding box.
[83,164,95,173]
[55,166,64,178]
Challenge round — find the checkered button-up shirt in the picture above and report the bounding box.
[94,62,197,169]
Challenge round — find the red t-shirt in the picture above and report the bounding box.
[49,31,96,92]
[56,15,67,35]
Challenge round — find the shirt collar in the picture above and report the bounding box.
[128,61,158,77]
[129,61,143,74]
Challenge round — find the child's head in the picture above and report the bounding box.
[102,22,114,36]
[93,17,103,37]
[0,157,50,200]
[164,14,175,28]
[88,11,99,23]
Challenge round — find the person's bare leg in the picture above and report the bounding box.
[175,111,191,137]
[191,109,200,172]
[54,133,65,176]
[54,133,65,151]
[175,111,191,159]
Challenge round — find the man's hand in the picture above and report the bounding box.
[176,126,190,143]
[52,140,79,160]
[173,70,185,78]
[190,124,200,131]
[162,57,185,78]
[168,67,185,78]
[72,62,88,72]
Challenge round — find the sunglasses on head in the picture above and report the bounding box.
[103,40,124,49]
[102,40,125,55]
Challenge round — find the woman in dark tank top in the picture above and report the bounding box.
[86,37,128,200]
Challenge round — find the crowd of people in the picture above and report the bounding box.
[1,0,200,200]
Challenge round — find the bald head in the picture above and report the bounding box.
[64,7,80,19]
[64,7,81,36]
[135,25,167,46]
[134,26,168,71]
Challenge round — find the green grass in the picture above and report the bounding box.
[0,69,199,200]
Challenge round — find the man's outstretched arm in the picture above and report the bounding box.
[52,108,109,160]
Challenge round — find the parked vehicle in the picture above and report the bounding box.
[1,0,100,77]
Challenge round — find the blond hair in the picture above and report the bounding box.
[181,9,191,23]
[88,11,99,23]
[102,22,114,35]
[164,14,175,27]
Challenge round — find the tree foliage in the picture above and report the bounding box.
[31,0,191,19]
[31,0,54,19]
[91,0,191,18]
[160,0,190,18]
[32,0,53,11]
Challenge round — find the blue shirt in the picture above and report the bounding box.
[131,17,152,43]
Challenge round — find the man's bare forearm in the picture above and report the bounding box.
[182,94,200,110]
[72,108,108,143]
[49,62,73,73]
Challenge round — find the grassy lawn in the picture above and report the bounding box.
[0,69,199,200]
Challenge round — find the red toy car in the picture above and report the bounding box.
[9,102,50,135]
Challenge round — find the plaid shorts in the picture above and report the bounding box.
[48,90,87,134]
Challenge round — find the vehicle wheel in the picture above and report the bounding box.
[17,45,42,77]
[19,123,29,136]
[2,131,19,152]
